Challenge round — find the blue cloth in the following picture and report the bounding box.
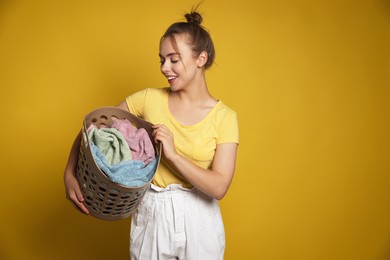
[91,143,157,187]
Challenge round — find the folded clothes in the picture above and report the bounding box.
[88,126,132,165]
[111,118,155,165]
[91,143,157,187]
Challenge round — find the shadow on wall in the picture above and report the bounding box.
[32,194,132,259]
[383,0,390,16]
[385,234,390,260]
[380,6,390,259]
[23,158,133,260]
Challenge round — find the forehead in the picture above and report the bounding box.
[159,34,192,56]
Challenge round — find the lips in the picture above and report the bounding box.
[166,75,177,84]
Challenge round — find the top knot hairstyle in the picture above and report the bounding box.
[161,8,215,69]
[184,12,202,25]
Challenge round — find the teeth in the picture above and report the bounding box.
[167,76,176,80]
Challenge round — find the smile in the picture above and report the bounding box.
[166,75,178,84]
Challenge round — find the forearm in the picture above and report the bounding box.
[64,131,90,214]
[167,153,233,200]
[152,125,238,200]
[64,132,82,179]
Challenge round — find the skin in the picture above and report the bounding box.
[64,131,89,214]
[64,33,238,214]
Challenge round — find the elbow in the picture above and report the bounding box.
[210,175,233,200]
[203,185,227,200]
[215,193,225,201]
[212,186,229,201]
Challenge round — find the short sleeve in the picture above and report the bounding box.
[125,88,149,117]
[217,110,239,144]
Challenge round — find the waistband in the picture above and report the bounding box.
[150,183,196,193]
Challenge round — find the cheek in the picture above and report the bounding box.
[171,63,183,74]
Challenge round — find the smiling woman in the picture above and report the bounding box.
[2,0,389,259]
[64,6,239,260]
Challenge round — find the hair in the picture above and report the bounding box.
[160,7,215,69]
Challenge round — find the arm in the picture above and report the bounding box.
[63,131,89,214]
[152,124,238,200]
[116,100,130,111]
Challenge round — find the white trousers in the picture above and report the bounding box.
[130,184,225,260]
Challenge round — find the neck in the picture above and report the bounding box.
[171,74,213,105]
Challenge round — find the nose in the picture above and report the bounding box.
[161,62,170,74]
[161,60,170,73]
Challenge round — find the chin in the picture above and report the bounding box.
[169,85,181,92]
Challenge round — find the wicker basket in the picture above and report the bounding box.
[76,107,161,221]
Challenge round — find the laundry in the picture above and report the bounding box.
[111,118,155,165]
[90,143,157,187]
[86,118,157,187]
[88,126,132,165]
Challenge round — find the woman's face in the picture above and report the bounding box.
[159,34,201,91]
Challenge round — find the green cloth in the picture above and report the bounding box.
[88,127,132,165]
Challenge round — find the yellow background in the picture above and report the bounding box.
[1,0,389,259]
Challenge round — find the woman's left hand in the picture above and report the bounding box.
[152,124,178,161]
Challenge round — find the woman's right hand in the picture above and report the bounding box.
[64,171,90,215]
[64,132,89,215]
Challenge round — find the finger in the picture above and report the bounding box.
[68,191,89,215]
[154,131,168,143]
[152,126,163,136]
[70,199,90,215]
[152,124,164,128]
[152,124,170,134]
[74,186,85,202]
[152,124,161,131]
[73,189,89,214]
[77,202,90,215]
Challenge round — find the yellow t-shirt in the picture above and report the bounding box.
[126,87,239,188]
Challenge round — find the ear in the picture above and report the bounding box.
[197,51,208,68]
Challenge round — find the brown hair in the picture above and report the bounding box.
[161,8,215,69]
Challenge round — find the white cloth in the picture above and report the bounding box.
[130,184,225,260]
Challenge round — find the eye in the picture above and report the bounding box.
[171,59,179,64]
[159,59,165,65]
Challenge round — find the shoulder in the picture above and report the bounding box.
[215,101,238,121]
[209,101,239,130]
[126,87,169,101]
[126,87,169,118]
[128,87,169,96]
[140,87,169,99]
[145,87,169,96]
[213,101,239,143]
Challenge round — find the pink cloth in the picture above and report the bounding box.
[111,118,155,165]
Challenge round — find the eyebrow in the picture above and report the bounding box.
[159,52,180,58]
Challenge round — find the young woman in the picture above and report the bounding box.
[64,9,239,260]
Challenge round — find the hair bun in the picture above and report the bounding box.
[185,12,203,25]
